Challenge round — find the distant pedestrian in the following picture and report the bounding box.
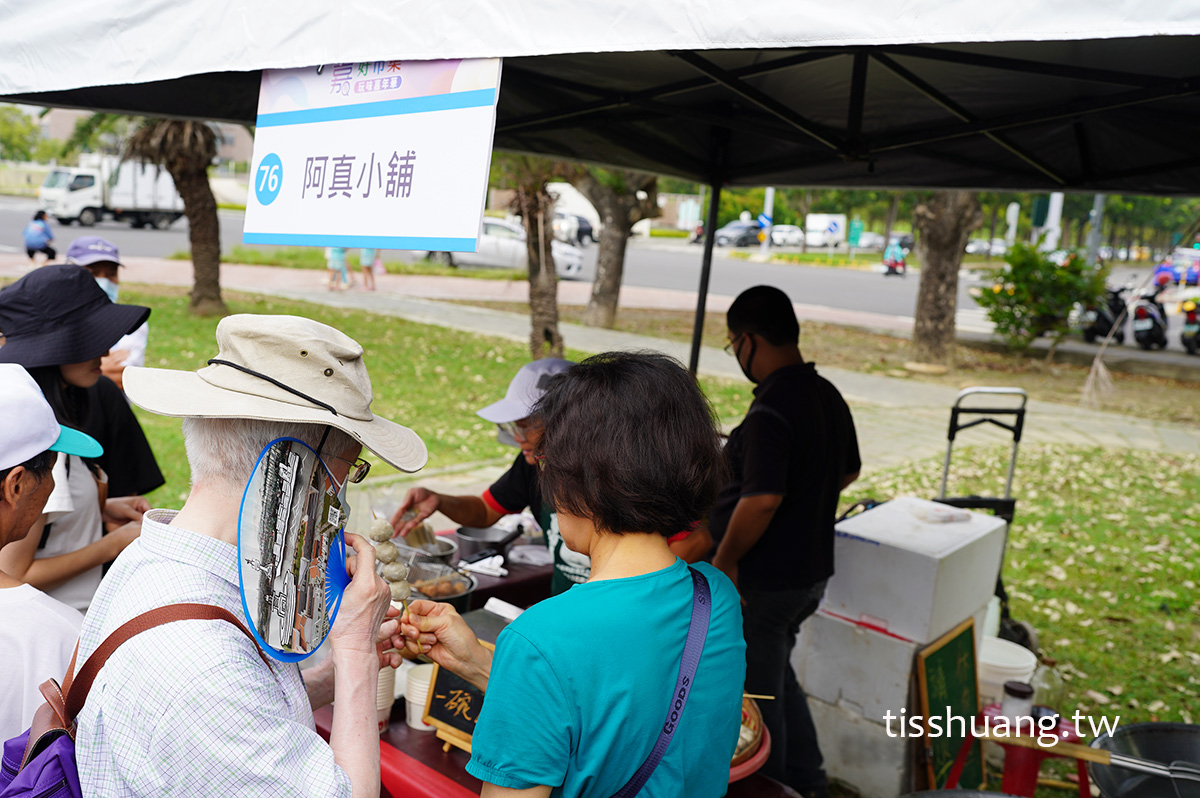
[22,211,55,267]
[325,246,351,290]
[360,247,377,292]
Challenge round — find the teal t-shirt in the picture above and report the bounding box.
[466,560,746,798]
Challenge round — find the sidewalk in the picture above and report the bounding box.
[4,254,1198,486]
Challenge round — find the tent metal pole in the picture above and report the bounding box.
[688,180,722,374]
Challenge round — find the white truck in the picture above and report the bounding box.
[804,213,848,248]
[39,153,185,229]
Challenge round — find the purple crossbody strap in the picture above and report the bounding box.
[612,567,711,798]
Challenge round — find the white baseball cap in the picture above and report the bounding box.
[476,358,574,423]
[0,364,103,471]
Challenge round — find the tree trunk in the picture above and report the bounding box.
[517,186,563,359]
[172,166,226,316]
[584,224,629,327]
[564,168,660,329]
[911,191,982,366]
[987,206,998,245]
[801,190,813,253]
[882,193,900,250]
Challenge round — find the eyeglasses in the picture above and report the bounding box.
[497,418,536,440]
[724,333,746,356]
[321,453,372,484]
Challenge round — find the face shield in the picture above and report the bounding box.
[237,437,351,662]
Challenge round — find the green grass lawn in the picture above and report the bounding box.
[123,285,754,508]
[842,444,1200,731]
[169,246,527,280]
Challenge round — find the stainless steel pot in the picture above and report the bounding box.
[454,524,524,562]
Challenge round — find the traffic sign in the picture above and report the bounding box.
[757,213,772,227]
[826,220,840,234]
[848,219,863,247]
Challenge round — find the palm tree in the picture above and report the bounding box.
[125,120,226,316]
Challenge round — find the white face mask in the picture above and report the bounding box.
[95,276,119,303]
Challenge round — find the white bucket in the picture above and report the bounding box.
[978,636,1038,708]
[405,664,436,732]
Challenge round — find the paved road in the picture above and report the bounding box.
[0,195,1171,346]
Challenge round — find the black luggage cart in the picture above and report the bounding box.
[932,387,1036,651]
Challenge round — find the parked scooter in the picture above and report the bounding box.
[1131,274,1170,350]
[1079,283,1130,344]
[1181,299,1199,355]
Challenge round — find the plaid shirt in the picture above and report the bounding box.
[76,510,352,797]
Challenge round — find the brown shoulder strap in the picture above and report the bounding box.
[64,603,269,721]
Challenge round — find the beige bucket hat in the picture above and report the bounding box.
[124,314,427,472]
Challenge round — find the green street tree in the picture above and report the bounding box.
[0,105,39,161]
[975,244,1106,359]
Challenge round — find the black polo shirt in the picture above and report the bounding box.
[709,362,860,591]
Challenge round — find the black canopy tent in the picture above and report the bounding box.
[8,36,1200,367]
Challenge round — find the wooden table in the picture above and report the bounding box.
[314,704,800,798]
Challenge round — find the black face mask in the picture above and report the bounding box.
[736,334,758,384]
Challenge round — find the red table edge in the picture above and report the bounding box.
[379,739,477,798]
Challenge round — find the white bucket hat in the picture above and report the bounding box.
[123,314,427,472]
[476,358,574,424]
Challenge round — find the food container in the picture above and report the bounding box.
[408,560,477,612]
[455,524,524,562]
[395,536,458,566]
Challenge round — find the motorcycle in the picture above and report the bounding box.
[1131,278,1170,350]
[1182,299,1199,355]
[882,255,906,277]
[1079,283,1129,344]
[688,223,705,245]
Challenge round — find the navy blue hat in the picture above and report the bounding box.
[0,264,150,368]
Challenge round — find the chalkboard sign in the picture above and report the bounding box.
[422,640,494,753]
[916,618,984,790]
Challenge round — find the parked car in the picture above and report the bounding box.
[715,220,762,247]
[426,219,584,279]
[989,238,1008,256]
[965,238,991,255]
[856,231,886,250]
[770,224,804,246]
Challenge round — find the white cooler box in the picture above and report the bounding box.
[808,696,919,798]
[825,496,1006,644]
[794,605,987,725]
[795,609,919,723]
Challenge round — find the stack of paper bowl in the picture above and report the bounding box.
[405,664,436,732]
[376,666,396,734]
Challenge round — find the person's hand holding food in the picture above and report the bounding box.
[398,599,493,691]
[390,487,441,537]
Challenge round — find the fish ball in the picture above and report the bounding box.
[374,540,399,564]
